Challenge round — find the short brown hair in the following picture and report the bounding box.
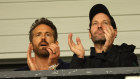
[29,17,58,42]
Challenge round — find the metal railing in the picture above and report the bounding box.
[0,67,139,79]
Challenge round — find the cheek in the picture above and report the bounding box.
[91,27,96,33]
[102,25,107,30]
[32,38,40,45]
[45,37,55,43]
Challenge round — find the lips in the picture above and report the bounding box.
[41,44,47,46]
[40,42,48,47]
[96,30,104,34]
[98,31,104,33]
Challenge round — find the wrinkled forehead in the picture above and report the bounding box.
[92,13,111,23]
[32,24,54,34]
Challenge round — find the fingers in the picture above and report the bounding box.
[104,25,115,40]
[76,37,82,45]
[47,43,60,56]
[27,44,32,63]
[47,43,60,66]
[104,30,109,41]
[109,25,114,33]
[103,25,116,51]
[27,44,37,70]
[68,33,76,48]
[107,25,115,37]
[48,43,58,54]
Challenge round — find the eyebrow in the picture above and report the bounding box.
[45,32,53,35]
[92,20,97,22]
[36,31,50,33]
[103,20,109,22]
[92,20,110,23]
[35,31,51,35]
[45,32,51,34]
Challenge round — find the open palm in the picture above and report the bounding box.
[68,33,85,58]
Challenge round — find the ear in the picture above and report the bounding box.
[55,41,59,45]
[114,29,117,38]
[89,30,92,39]
[30,42,33,50]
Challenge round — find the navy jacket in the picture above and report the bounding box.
[16,59,69,71]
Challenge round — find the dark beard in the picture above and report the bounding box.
[32,39,50,58]
[33,47,49,58]
[93,39,106,45]
[90,27,106,45]
[91,33,106,45]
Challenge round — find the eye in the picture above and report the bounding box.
[46,33,51,37]
[103,21,109,25]
[36,33,41,37]
[92,22,97,25]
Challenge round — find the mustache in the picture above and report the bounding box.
[39,39,49,46]
[95,27,104,33]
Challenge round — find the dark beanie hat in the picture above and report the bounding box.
[89,4,116,29]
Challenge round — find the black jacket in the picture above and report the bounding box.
[70,43,139,79]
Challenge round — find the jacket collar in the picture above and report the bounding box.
[90,47,114,61]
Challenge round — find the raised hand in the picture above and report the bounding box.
[68,33,85,58]
[47,43,60,66]
[27,44,38,70]
[103,25,117,52]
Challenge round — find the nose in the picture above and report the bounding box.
[41,36,46,42]
[98,23,102,28]
[41,34,46,40]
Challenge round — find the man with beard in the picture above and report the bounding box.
[68,4,138,69]
[17,17,69,71]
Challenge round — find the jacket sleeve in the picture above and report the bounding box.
[119,43,139,67]
[70,54,85,69]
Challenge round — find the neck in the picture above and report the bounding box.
[35,54,49,70]
[94,43,104,53]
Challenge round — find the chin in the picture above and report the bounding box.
[40,50,49,54]
[36,49,50,58]
[37,52,49,58]
[92,37,106,44]
[96,37,106,40]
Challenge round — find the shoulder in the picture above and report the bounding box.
[57,59,70,69]
[114,43,137,61]
[112,43,136,53]
[15,65,30,71]
[106,43,136,59]
[119,43,135,49]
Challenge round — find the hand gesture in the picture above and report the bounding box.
[27,44,38,70]
[68,33,85,58]
[103,25,117,52]
[47,43,60,66]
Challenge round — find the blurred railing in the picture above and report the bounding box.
[0,67,139,79]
